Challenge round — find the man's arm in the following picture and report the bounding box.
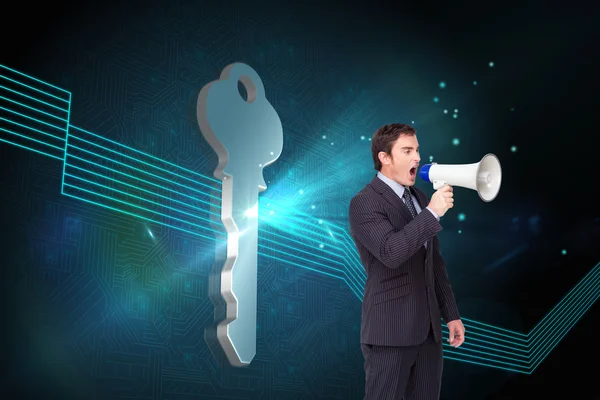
[432,234,460,322]
[349,194,443,269]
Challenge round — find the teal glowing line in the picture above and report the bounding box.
[442,322,528,346]
[61,191,217,242]
[257,243,353,288]
[530,287,599,372]
[258,252,349,286]
[66,153,220,210]
[1,64,598,374]
[65,163,219,218]
[0,126,65,152]
[442,344,529,370]
[0,94,68,123]
[461,317,528,339]
[69,125,220,184]
[260,216,359,268]
[0,116,65,142]
[65,158,350,274]
[528,269,600,368]
[442,355,529,374]
[0,83,69,112]
[0,137,62,160]
[444,337,529,358]
[61,103,70,195]
[441,328,528,354]
[260,237,346,273]
[528,262,599,343]
[0,64,70,95]
[0,72,70,103]
[442,343,528,366]
[7,113,596,368]
[63,182,217,236]
[72,123,364,279]
[66,145,354,268]
[64,167,350,279]
[260,251,362,301]
[64,172,219,226]
[68,141,221,201]
[0,104,66,133]
[261,200,365,275]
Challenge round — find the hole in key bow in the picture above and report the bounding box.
[237,76,257,103]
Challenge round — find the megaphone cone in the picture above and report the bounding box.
[418,153,502,202]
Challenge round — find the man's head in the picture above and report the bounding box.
[371,123,421,186]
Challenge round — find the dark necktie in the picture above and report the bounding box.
[403,187,418,218]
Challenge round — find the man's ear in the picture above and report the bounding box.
[378,151,390,166]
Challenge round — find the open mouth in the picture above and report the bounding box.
[409,166,417,178]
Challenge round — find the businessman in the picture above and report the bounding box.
[349,123,465,399]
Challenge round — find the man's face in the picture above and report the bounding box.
[379,134,421,186]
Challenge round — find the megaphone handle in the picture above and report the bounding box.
[433,180,447,190]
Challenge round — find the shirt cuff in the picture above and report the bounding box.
[426,206,440,221]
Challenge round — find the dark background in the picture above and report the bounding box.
[2,0,599,399]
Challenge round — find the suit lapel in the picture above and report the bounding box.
[370,175,433,256]
[370,175,413,222]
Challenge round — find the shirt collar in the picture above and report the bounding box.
[377,171,409,198]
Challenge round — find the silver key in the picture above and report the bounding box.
[197,63,283,366]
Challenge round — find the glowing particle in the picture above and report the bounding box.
[439,81,446,89]
[452,113,458,119]
[360,135,365,140]
[489,61,495,67]
[322,135,326,139]
[368,138,371,141]
[269,210,274,215]
[473,81,477,85]
[311,205,316,209]
[454,109,458,113]
[331,142,334,145]
[458,213,466,221]
[258,164,262,167]
[429,155,434,162]
[411,120,415,124]
[452,138,460,146]
[458,229,462,234]
[511,145,517,152]
[510,107,515,112]
[561,249,567,255]
[433,97,439,103]
[443,109,448,114]
[299,189,304,194]
[319,244,324,249]
[318,219,323,224]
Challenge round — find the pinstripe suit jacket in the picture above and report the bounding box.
[349,174,460,347]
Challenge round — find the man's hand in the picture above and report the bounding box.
[427,185,454,217]
[447,319,465,348]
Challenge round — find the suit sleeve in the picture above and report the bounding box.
[349,194,443,269]
[432,234,460,322]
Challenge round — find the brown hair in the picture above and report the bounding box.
[371,123,416,171]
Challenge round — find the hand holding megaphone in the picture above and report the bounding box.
[419,153,502,203]
[428,184,455,217]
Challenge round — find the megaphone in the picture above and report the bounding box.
[418,153,502,202]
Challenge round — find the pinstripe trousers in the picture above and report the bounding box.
[361,326,443,400]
